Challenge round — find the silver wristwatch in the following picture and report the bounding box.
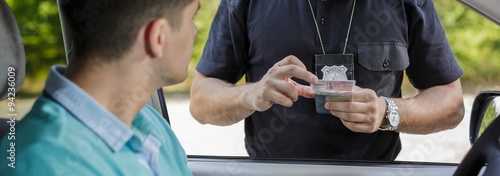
[379,96,400,131]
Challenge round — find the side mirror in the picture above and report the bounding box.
[469,90,500,144]
[455,90,500,175]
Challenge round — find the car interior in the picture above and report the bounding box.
[0,0,499,175]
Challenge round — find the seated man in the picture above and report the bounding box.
[0,0,199,175]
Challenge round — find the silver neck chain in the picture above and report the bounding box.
[307,0,357,55]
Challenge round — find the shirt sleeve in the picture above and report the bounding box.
[196,0,249,84]
[405,0,463,89]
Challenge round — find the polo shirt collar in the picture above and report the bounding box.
[44,66,133,152]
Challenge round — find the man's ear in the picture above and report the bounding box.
[144,18,170,58]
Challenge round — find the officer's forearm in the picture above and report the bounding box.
[395,79,464,134]
[189,72,256,126]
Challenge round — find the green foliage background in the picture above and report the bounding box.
[6,0,65,96]
[4,0,500,96]
[436,1,500,92]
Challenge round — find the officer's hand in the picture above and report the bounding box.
[324,87,387,133]
[246,56,318,112]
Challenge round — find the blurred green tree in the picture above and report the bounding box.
[6,0,66,96]
[435,1,500,92]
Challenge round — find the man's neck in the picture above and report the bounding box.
[64,59,160,126]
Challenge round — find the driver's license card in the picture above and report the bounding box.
[311,80,356,114]
[311,80,355,93]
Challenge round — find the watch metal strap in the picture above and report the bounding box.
[383,96,398,110]
[379,96,397,131]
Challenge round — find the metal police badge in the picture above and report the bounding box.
[314,54,354,81]
[321,65,348,81]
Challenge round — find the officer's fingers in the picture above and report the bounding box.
[351,88,378,102]
[339,120,377,133]
[331,111,370,123]
[353,85,363,91]
[325,101,374,114]
[274,55,307,70]
[267,90,294,108]
[296,84,315,98]
[274,65,318,84]
[325,101,355,112]
[260,76,298,101]
[269,56,318,84]
[274,80,299,102]
[287,79,315,98]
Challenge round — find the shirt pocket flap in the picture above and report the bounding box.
[357,43,409,71]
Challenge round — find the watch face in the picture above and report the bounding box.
[388,110,400,126]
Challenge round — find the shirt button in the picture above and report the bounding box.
[320,17,325,25]
[383,60,390,68]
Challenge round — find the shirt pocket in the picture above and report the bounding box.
[355,42,410,96]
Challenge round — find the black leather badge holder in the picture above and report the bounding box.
[314,54,355,114]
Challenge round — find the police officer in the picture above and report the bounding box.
[190,0,464,160]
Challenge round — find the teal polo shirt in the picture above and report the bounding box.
[0,66,191,176]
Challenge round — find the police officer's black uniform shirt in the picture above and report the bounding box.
[197,0,463,160]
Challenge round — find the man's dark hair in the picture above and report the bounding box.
[60,0,195,60]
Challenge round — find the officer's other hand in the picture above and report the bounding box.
[246,56,318,112]
[324,86,387,133]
